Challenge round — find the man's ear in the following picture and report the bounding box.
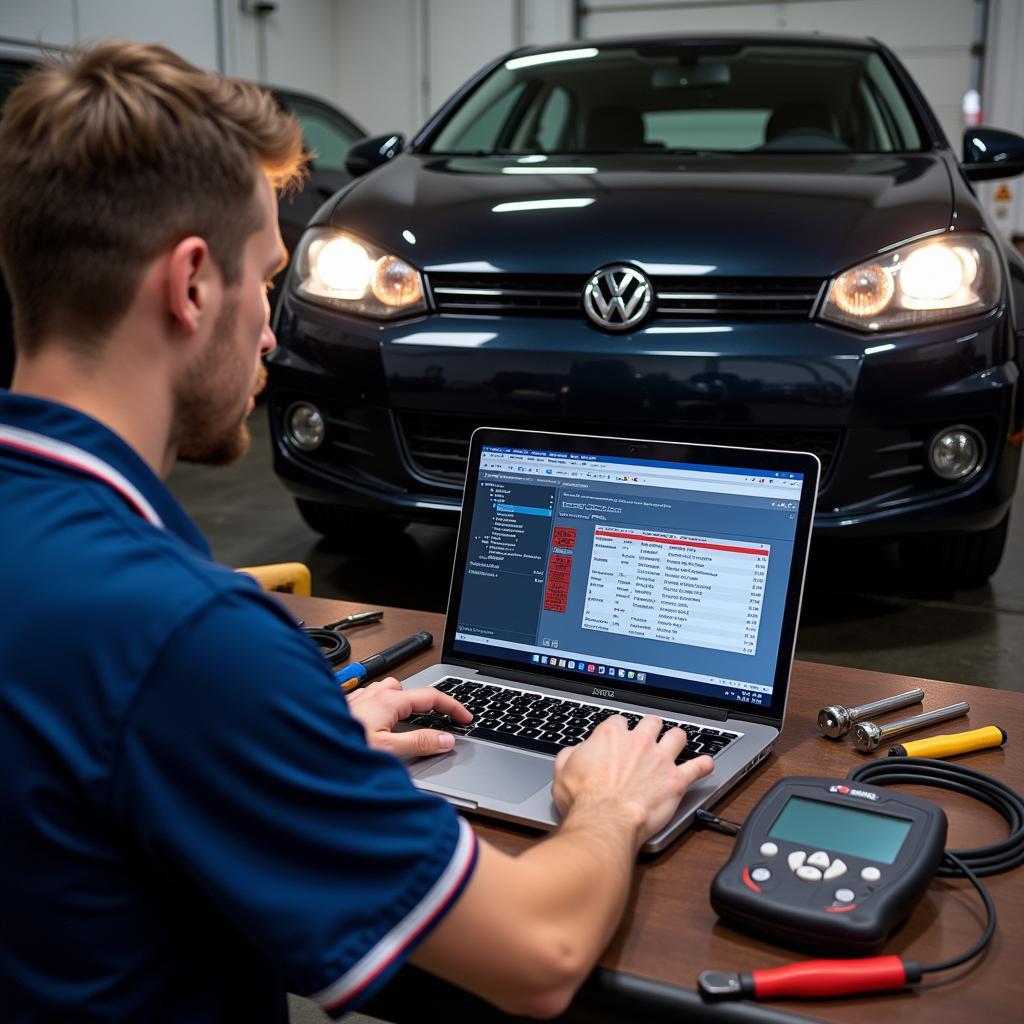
[166,236,215,335]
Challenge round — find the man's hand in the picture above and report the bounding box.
[552,714,714,848]
[346,678,472,757]
[413,714,715,1015]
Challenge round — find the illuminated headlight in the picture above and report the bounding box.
[928,425,984,481]
[292,228,426,319]
[821,232,1001,332]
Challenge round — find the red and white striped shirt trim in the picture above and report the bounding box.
[0,424,165,529]
[313,816,478,1012]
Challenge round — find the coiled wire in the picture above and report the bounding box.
[849,756,1024,972]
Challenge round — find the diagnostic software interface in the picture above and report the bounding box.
[451,444,806,710]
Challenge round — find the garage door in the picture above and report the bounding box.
[580,0,977,151]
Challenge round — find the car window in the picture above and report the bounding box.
[424,43,926,155]
[863,52,922,149]
[644,109,770,150]
[0,60,31,107]
[534,86,572,150]
[287,100,361,172]
[432,79,529,153]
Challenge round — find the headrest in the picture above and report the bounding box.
[583,107,645,150]
[765,102,833,141]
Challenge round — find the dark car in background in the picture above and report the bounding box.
[0,49,366,385]
[270,34,1019,586]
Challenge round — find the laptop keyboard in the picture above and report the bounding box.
[405,678,741,764]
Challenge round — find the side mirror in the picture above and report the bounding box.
[962,126,1024,181]
[345,133,405,177]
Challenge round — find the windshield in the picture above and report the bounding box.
[426,43,925,155]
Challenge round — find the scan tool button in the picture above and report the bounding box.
[751,867,772,883]
[823,859,848,880]
[834,888,856,903]
[861,866,881,883]
[796,865,823,882]
[759,842,779,858]
[787,851,807,871]
[807,851,831,870]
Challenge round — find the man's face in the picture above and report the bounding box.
[173,173,285,465]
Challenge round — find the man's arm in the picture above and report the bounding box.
[409,715,714,1018]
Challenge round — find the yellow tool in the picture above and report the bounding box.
[888,725,1007,759]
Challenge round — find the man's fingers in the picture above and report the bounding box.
[554,745,575,772]
[677,753,715,788]
[374,728,457,758]
[402,687,473,722]
[656,724,688,759]
[359,677,402,696]
[633,714,664,740]
[347,677,401,705]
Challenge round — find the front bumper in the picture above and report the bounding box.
[267,296,1021,539]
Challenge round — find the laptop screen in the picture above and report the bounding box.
[445,430,818,717]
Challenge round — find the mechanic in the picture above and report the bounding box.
[0,42,714,1023]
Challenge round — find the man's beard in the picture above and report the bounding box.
[172,294,265,466]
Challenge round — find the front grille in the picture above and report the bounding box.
[426,273,822,320]
[397,411,840,487]
[428,274,584,315]
[655,277,822,318]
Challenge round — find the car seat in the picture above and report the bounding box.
[762,101,848,150]
[583,106,646,150]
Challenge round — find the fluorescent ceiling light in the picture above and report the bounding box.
[635,351,724,357]
[492,198,595,212]
[645,326,733,334]
[639,263,716,276]
[391,332,497,347]
[505,47,598,70]
[502,166,598,175]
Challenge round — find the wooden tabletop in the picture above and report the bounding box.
[281,594,1024,1024]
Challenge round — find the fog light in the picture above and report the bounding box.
[286,403,325,452]
[928,426,984,481]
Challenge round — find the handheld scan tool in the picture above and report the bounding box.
[710,776,947,956]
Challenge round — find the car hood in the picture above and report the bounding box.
[328,152,954,279]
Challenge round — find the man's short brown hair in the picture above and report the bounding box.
[0,41,306,355]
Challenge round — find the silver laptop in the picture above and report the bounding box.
[399,428,819,852]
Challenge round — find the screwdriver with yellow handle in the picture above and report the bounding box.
[888,725,1007,758]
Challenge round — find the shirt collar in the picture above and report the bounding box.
[0,391,211,557]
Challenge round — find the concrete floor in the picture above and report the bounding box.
[166,410,1023,1023]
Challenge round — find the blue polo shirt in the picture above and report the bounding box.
[0,392,477,1023]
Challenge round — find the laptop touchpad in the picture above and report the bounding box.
[412,744,552,803]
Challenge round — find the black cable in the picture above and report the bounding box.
[848,757,1024,974]
[301,610,385,667]
[922,852,996,973]
[695,808,743,835]
[301,627,351,665]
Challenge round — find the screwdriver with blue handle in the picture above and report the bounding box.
[334,631,434,692]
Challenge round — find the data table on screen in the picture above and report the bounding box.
[581,527,770,656]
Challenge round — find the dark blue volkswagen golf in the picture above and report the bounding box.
[267,34,1024,587]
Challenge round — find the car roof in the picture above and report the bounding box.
[0,45,46,66]
[507,32,885,58]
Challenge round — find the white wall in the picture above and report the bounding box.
[981,0,1024,238]
[331,0,573,139]
[0,0,339,104]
